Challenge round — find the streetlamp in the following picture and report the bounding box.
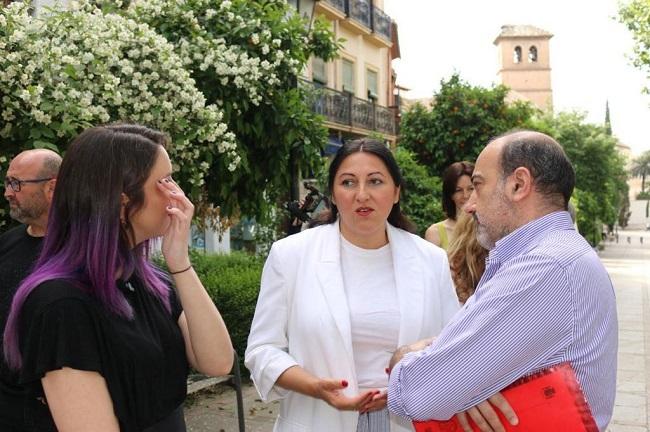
[287,0,320,235]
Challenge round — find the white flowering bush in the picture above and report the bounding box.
[128,0,336,108]
[122,0,340,221]
[0,2,240,222]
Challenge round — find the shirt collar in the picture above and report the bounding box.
[487,210,575,265]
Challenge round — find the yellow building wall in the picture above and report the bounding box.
[336,25,390,106]
[303,2,392,108]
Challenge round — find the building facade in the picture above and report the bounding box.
[303,0,399,150]
[494,25,553,111]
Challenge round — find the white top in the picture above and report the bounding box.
[340,234,400,391]
[245,222,460,432]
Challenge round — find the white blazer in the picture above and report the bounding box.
[245,222,460,432]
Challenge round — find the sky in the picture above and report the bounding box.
[382,0,650,157]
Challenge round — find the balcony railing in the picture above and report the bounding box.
[323,0,345,14]
[322,0,392,41]
[304,81,397,136]
[372,6,391,41]
[348,0,371,29]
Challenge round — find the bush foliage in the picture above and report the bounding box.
[395,148,443,236]
[157,251,264,375]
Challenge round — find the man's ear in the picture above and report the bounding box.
[509,167,533,202]
[45,179,57,203]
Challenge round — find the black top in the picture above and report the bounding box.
[0,225,43,429]
[17,275,188,432]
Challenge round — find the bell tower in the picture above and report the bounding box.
[494,25,553,110]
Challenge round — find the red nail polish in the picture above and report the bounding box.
[341,380,348,387]
[385,367,390,374]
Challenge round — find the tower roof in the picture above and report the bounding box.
[493,25,553,44]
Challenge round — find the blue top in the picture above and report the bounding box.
[388,211,618,431]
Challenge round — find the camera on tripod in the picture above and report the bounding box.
[285,181,326,223]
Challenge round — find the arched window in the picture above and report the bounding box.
[528,46,538,62]
[513,46,522,64]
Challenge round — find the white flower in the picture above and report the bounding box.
[9,30,26,43]
[31,109,51,125]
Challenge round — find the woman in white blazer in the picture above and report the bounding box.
[245,139,460,432]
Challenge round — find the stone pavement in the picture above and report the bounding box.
[603,229,650,431]
[184,379,277,432]
[184,228,650,432]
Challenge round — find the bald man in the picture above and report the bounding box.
[1,149,61,431]
[388,131,617,431]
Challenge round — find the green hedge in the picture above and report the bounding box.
[156,251,264,376]
[637,191,650,200]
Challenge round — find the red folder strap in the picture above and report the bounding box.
[412,363,598,432]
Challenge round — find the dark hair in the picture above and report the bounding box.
[312,138,415,233]
[4,123,172,369]
[496,130,575,208]
[441,161,474,220]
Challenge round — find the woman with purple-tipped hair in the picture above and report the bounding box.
[3,124,233,431]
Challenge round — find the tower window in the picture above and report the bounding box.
[528,46,538,62]
[513,46,522,64]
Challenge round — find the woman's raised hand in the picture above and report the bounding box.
[157,177,194,271]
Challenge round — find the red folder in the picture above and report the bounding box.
[412,363,598,432]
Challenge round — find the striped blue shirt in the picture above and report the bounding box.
[388,211,617,430]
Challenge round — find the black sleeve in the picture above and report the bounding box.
[19,291,103,384]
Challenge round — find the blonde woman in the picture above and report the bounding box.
[447,211,488,303]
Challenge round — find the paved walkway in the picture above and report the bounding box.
[184,229,650,431]
[603,229,650,431]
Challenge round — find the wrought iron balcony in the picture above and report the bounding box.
[323,0,345,14]
[321,0,392,41]
[303,81,397,136]
[348,0,371,29]
[372,6,391,41]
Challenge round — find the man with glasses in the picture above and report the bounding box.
[1,149,61,431]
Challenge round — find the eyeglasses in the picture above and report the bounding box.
[4,177,54,193]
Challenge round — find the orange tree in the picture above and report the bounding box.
[399,74,536,177]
